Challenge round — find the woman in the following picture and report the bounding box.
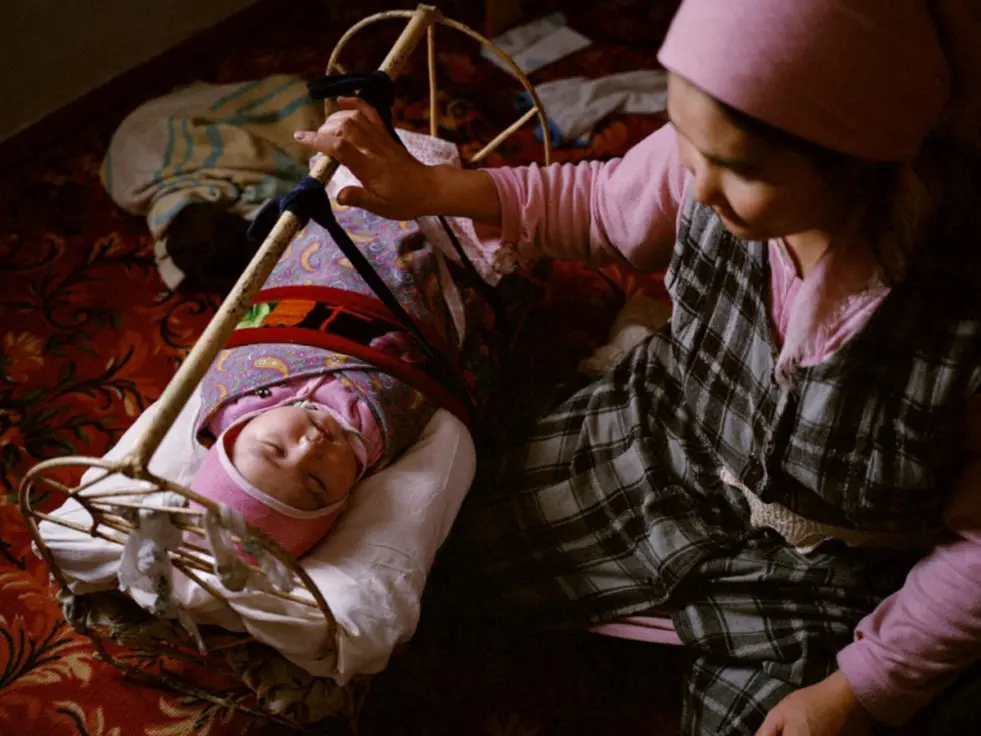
[294,1,981,733]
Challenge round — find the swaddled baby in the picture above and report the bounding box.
[191,372,387,558]
[187,190,492,559]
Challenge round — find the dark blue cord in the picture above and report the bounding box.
[249,175,452,382]
[306,71,507,322]
[244,71,516,420]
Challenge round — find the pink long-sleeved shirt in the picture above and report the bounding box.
[482,124,981,726]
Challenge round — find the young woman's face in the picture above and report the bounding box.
[230,404,358,511]
[667,73,850,242]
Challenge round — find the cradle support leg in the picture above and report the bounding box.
[428,24,438,137]
[122,4,441,473]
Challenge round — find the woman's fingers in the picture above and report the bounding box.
[334,96,387,129]
[317,102,388,145]
[754,717,782,736]
[335,184,375,211]
[292,97,429,220]
[295,109,380,158]
[294,130,371,175]
[296,107,397,164]
[297,112,366,147]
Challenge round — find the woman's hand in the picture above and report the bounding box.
[294,97,503,227]
[755,671,875,736]
[294,97,436,221]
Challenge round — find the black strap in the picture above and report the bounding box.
[306,72,507,325]
[249,175,475,418]
[246,70,526,420]
[307,71,402,141]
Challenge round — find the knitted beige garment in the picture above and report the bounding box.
[718,467,934,552]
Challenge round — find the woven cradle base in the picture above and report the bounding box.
[61,589,367,732]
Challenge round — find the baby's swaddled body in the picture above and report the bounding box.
[189,202,481,558]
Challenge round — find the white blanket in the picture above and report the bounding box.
[38,388,475,684]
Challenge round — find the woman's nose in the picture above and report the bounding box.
[691,162,724,207]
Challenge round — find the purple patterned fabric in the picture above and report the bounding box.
[195,203,462,464]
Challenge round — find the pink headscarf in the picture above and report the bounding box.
[657,0,981,382]
[657,0,981,161]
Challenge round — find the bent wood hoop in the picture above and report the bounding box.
[326,8,552,166]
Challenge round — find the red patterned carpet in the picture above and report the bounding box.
[0,1,683,733]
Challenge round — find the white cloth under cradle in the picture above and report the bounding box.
[37,388,475,684]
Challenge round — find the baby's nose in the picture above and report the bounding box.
[304,429,325,445]
[298,430,325,454]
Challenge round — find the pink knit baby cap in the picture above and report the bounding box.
[657,0,952,161]
[190,416,344,559]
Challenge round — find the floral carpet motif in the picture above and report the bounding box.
[0,1,682,733]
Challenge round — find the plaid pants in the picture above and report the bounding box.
[433,335,912,735]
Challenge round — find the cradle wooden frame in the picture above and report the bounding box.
[18,4,549,732]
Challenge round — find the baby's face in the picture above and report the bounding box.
[230,404,359,511]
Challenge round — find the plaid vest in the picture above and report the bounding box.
[667,196,981,532]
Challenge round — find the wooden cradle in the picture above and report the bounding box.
[18,5,550,732]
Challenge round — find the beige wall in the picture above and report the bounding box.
[0,0,261,142]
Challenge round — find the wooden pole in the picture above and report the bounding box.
[125,4,441,471]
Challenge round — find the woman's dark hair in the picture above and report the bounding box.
[908,135,981,317]
[717,99,981,314]
[715,100,854,171]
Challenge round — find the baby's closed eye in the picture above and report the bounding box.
[308,473,329,501]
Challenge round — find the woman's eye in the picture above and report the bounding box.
[727,162,763,181]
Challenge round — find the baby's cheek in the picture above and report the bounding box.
[676,140,696,175]
[261,471,309,509]
[271,483,302,507]
[326,448,358,498]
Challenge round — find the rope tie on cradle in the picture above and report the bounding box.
[114,491,207,653]
[109,493,296,656]
[306,71,508,327]
[247,71,481,423]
